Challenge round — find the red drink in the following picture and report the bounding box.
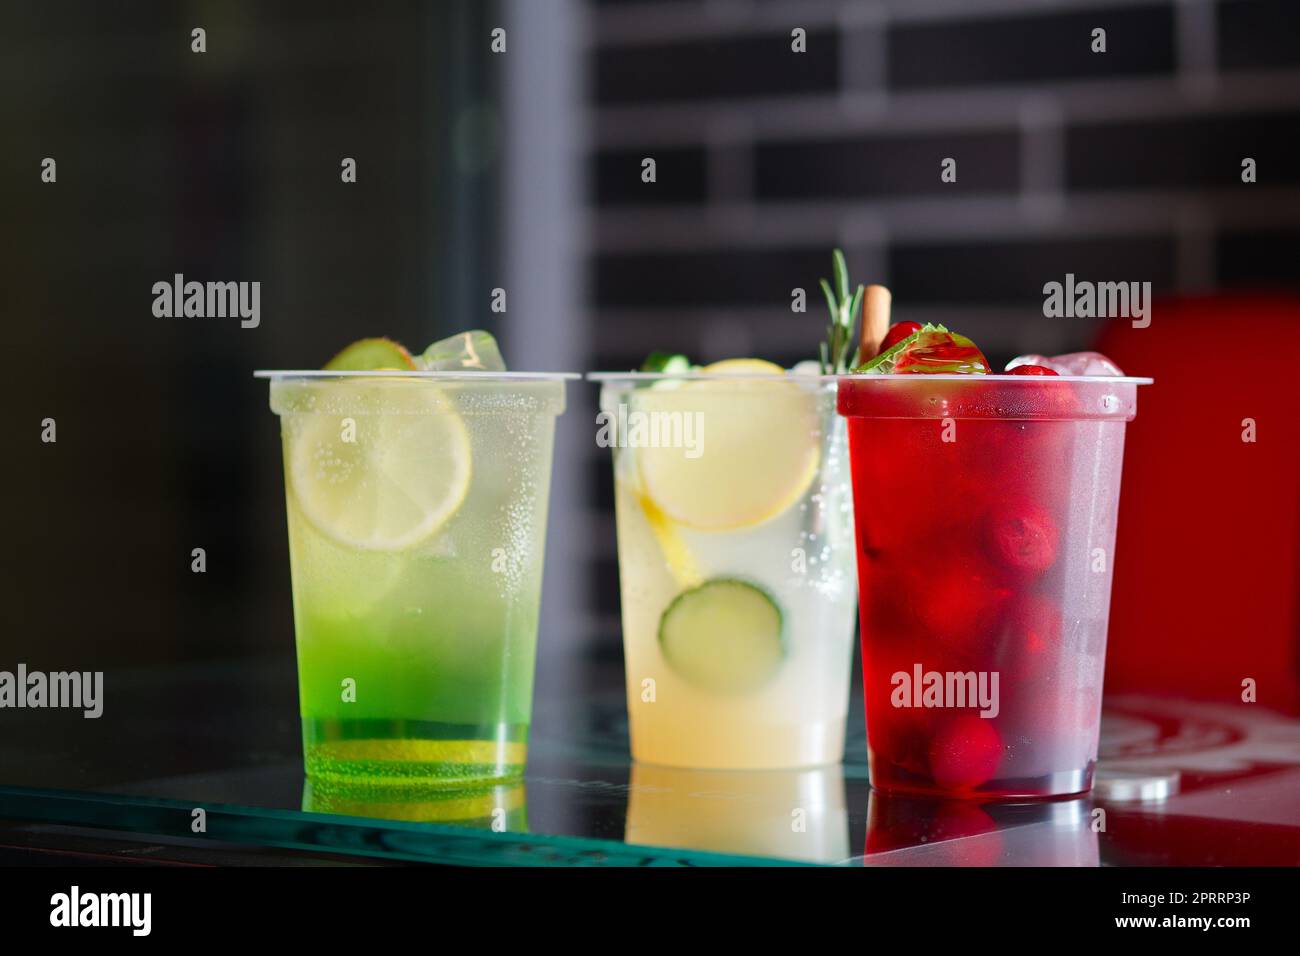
[839,374,1147,798]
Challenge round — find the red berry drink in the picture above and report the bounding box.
[839,330,1148,798]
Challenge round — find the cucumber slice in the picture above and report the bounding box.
[658,579,785,694]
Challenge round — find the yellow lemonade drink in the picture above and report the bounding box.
[597,363,857,769]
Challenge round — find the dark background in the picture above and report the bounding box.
[4,0,1298,719]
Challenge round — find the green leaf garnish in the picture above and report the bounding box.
[817,249,864,374]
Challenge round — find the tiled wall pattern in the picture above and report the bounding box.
[580,0,1300,655]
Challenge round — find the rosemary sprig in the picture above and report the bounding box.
[818,249,864,373]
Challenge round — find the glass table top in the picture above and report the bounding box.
[2,658,1299,865]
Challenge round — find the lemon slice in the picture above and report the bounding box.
[289,381,472,550]
[636,359,821,531]
[698,359,788,376]
[639,493,704,589]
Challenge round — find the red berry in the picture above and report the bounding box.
[1016,593,1064,658]
[913,563,1011,660]
[984,497,1060,577]
[1007,364,1059,376]
[929,715,1003,790]
[997,593,1064,681]
[879,321,922,353]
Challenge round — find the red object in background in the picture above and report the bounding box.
[1095,294,1300,714]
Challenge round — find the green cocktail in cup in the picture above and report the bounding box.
[260,334,569,787]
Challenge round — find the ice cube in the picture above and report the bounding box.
[418,330,507,371]
[1046,351,1124,376]
[1006,351,1124,376]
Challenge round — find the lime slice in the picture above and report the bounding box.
[640,351,692,374]
[310,738,526,768]
[306,739,527,791]
[636,358,820,530]
[659,579,785,693]
[324,337,417,371]
[307,780,525,822]
[289,381,471,550]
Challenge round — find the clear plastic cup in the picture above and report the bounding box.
[593,372,858,769]
[259,370,571,787]
[838,374,1151,798]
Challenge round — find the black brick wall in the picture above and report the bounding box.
[756,129,1021,199]
[1067,109,1300,190]
[1219,0,1300,70]
[889,6,1177,90]
[596,30,839,104]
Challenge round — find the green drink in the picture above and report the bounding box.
[262,358,567,788]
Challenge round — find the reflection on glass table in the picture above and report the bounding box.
[303,779,528,832]
[864,792,1098,866]
[626,764,849,864]
[0,660,1298,865]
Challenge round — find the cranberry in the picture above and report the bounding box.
[929,715,1003,790]
[1007,364,1059,376]
[912,563,1011,661]
[983,497,1060,577]
[996,592,1064,681]
[1016,593,1064,658]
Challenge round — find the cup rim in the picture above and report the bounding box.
[587,371,840,383]
[588,371,1153,385]
[255,370,581,381]
[835,373,1154,384]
